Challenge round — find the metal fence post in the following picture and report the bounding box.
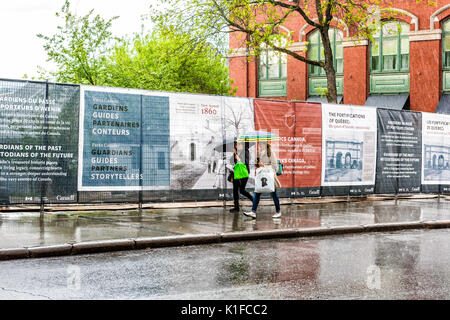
[138,94,143,214]
[40,81,50,218]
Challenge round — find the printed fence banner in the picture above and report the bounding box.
[321,103,377,196]
[167,93,254,200]
[254,100,322,197]
[0,80,79,204]
[221,97,255,199]
[292,102,322,197]
[254,99,294,197]
[140,93,171,189]
[78,86,170,191]
[168,93,223,198]
[6,77,450,205]
[375,109,422,194]
[421,112,450,193]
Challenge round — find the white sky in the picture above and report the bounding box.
[0,0,154,80]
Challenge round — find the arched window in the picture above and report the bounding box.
[259,49,287,79]
[308,28,343,98]
[444,19,450,68]
[438,155,445,169]
[344,152,352,168]
[370,21,409,73]
[336,152,343,169]
[308,28,343,76]
[258,47,287,97]
[443,19,450,92]
[369,21,410,95]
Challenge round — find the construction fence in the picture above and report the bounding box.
[0,78,449,205]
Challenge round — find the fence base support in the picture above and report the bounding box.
[40,202,45,218]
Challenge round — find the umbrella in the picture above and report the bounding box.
[214,137,236,152]
[237,130,280,142]
[214,137,255,152]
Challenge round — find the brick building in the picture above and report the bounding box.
[228,1,450,113]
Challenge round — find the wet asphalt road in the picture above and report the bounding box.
[0,228,449,300]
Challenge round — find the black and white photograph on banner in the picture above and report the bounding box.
[169,94,254,191]
[169,93,222,190]
[222,97,256,189]
[423,145,450,179]
[324,136,364,182]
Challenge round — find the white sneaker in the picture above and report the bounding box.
[272,212,281,219]
[243,211,256,219]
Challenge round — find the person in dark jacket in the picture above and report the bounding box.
[229,141,253,212]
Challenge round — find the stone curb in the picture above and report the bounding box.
[28,244,73,258]
[362,221,424,232]
[220,228,301,242]
[135,234,222,249]
[0,248,29,261]
[71,239,135,255]
[323,225,366,235]
[0,220,449,261]
[423,220,450,229]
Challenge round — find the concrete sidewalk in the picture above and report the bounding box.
[1,196,450,260]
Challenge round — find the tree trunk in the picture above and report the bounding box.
[324,64,338,104]
[320,28,338,104]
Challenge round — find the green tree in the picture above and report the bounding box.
[37,1,232,95]
[37,0,118,85]
[152,0,435,103]
[106,28,234,95]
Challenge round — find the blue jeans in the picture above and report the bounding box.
[252,191,280,213]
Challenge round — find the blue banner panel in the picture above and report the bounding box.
[141,94,170,188]
[79,88,170,191]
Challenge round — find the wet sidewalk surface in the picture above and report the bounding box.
[1,197,450,250]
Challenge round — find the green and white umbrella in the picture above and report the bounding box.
[237,131,280,143]
[214,137,256,152]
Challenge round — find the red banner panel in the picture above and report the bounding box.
[254,99,322,196]
[254,99,295,189]
[293,102,322,196]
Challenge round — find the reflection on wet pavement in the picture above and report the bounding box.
[0,198,450,249]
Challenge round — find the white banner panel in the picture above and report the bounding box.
[421,112,450,186]
[321,103,377,187]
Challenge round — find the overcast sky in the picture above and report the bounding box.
[0,0,153,80]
